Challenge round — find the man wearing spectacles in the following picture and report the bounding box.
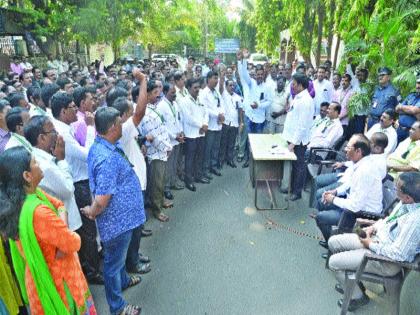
[24,115,82,234]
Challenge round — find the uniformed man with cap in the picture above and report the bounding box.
[368,67,401,129]
[395,76,420,142]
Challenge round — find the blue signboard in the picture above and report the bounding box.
[215,38,240,53]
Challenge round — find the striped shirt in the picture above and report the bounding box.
[139,104,172,161]
[370,202,420,262]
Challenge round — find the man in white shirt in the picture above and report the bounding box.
[365,108,398,155]
[174,71,188,100]
[236,50,273,167]
[24,115,82,232]
[50,91,102,284]
[180,78,209,191]
[265,75,288,134]
[313,66,333,116]
[157,83,185,200]
[316,135,384,242]
[308,102,343,149]
[200,71,225,177]
[281,73,315,201]
[219,79,243,168]
[109,70,151,274]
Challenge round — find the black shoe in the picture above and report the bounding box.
[280,187,289,194]
[321,253,329,259]
[141,228,152,237]
[286,194,301,201]
[164,191,174,200]
[319,240,328,249]
[185,183,196,191]
[127,263,151,274]
[139,254,150,263]
[338,294,369,312]
[204,174,213,180]
[195,177,210,184]
[171,183,185,190]
[210,168,222,176]
[335,283,344,294]
[87,273,104,285]
[242,161,249,168]
[227,161,237,168]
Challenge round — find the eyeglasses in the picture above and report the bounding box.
[42,130,58,135]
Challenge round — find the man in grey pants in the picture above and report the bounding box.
[328,172,420,312]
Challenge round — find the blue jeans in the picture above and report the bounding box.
[103,229,133,315]
[313,173,342,210]
[316,208,342,241]
[244,117,265,161]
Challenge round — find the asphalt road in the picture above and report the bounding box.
[90,165,420,315]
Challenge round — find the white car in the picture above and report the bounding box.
[248,53,269,66]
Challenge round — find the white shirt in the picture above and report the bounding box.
[266,89,289,125]
[308,118,343,148]
[32,147,82,231]
[237,59,273,123]
[180,94,209,138]
[120,117,147,190]
[333,155,383,214]
[282,89,314,146]
[313,79,333,115]
[222,90,242,128]
[199,86,225,131]
[53,119,95,182]
[365,123,398,155]
[157,98,183,146]
[29,104,53,118]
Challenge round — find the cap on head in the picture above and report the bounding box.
[378,67,392,76]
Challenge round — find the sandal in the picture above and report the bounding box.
[119,304,142,315]
[156,213,169,222]
[123,275,141,291]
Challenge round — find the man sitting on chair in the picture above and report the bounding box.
[328,172,420,312]
[307,101,343,150]
[315,134,384,245]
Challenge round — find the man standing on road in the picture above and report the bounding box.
[281,73,314,201]
[236,49,273,168]
[85,107,144,315]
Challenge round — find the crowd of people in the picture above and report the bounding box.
[0,48,419,314]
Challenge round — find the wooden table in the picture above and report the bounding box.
[248,134,297,210]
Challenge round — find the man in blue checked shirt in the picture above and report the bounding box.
[328,172,420,312]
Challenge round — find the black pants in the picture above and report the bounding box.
[290,144,307,196]
[184,136,205,184]
[74,180,101,278]
[203,130,222,173]
[219,124,238,165]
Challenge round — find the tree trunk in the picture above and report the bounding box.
[306,6,316,65]
[333,34,341,70]
[147,43,153,60]
[315,1,325,67]
[112,42,120,62]
[326,0,335,60]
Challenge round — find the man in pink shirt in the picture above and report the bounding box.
[71,86,95,146]
[10,56,24,75]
